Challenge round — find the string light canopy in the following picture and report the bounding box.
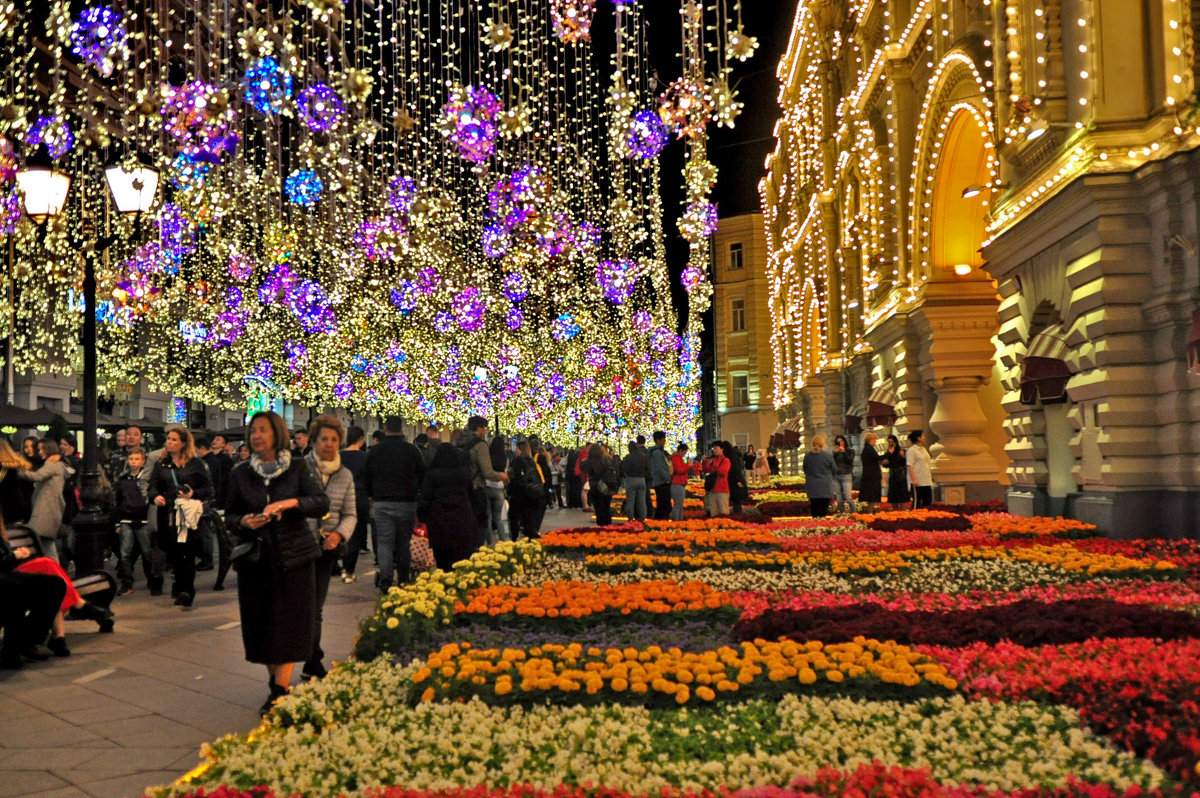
[0,0,753,443]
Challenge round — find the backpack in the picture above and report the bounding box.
[459,437,483,483]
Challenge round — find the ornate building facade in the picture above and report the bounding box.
[762,0,1200,535]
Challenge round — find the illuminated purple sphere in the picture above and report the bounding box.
[298,83,344,131]
[625,110,669,159]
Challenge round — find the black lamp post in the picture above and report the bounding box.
[16,157,159,575]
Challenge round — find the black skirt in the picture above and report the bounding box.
[237,555,316,664]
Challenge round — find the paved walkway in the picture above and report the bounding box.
[0,508,594,798]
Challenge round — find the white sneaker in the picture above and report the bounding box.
[342,574,357,584]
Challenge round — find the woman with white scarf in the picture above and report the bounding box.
[226,411,329,714]
[303,415,356,680]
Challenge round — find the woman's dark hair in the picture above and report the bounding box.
[908,430,924,445]
[587,443,604,460]
[238,443,251,459]
[430,442,461,470]
[250,411,290,455]
[516,440,531,457]
[834,435,849,449]
[489,434,509,471]
[887,434,901,448]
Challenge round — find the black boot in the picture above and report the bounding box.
[148,577,163,596]
[47,636,71,657]
[260,682,289,716]
[73,601,115,633]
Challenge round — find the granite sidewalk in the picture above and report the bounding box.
[0,507,594,798]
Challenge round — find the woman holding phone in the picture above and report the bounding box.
[148,426,211,608]
[226,411,329,714]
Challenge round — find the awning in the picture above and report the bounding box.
[1188,309,1200,374]
[1020,325,1071,405]
[865,384,897,428]
[844,398,868,434]
[770,419,802,450]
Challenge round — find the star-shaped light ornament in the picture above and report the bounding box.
[726,28,759,62]
[484,19,514,51]
[342,68,373,103]
[303,0,343,24]
[236,27,273,62]
[499,104,533,138]
[393,109,415,138]
[711,79,743,129]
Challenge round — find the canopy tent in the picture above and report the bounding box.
[1020,325,1071,405]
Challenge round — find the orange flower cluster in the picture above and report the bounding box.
[856,509,965,525]
[585,544,1180,577]
[970,514,1098,538]
[452,580,731,619]
[540,526,779,553]
[411,638,957,705]
[643,517,748,531]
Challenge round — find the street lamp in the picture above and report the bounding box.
[15,163,71,223]
[17,154,159,576]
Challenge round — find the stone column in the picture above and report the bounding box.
[911,277,1006,502]
[818,369,844,441]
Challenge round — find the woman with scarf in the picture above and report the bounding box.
[226,411,329,714]
[302,415,356,680]
[148,426,212,607]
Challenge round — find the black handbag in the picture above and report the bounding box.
[704,473,718,491]
[230,535,261,567]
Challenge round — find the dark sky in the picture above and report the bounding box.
[634,2,796,319]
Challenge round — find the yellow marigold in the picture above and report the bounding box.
[695,685,716,701]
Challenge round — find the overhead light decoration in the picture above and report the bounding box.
[439,84,503,163]
[2,0,752,441]
[285,169,323,207]
[243,57,293,115]
[298,83,344,131]
[25,115,74,159]
[69,6,129,77]
[550,0,597,43]
[624,110,669,159]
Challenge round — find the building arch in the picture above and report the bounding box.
[909,51,999,283]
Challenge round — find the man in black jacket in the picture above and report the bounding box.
[363,416,425,592]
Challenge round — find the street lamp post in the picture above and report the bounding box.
[16,157,158,576]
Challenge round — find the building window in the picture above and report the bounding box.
[732,374,749,407]
[729,242,744,270]
[731,298,746,332]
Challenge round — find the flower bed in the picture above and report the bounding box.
[860,509,974,532]
[731,598,1200,648]
[154,515,1200,798]
[411,638,957,707]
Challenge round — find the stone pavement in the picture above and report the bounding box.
[0,507,594,798]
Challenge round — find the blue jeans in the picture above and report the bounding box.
[117,521,153,589]
[623,478,648,520]
[670,484,686,521]
[373,501,416,590]
[486,485,509,545]
[833,474,856,513]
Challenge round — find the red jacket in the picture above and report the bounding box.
[703,455,731,494]
[670,454,689,486]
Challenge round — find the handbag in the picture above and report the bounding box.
[230,534,261,567]
[704,473,718,491]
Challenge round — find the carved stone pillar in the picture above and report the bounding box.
[818,369,844,441]
[911,277,1006,501]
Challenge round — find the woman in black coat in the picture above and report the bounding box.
[858,432,884,511]
[724,442,751,514]
[226,411,329,714]
[147,427,212,607]
[881,434,909,508]
[418,443,484,569]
